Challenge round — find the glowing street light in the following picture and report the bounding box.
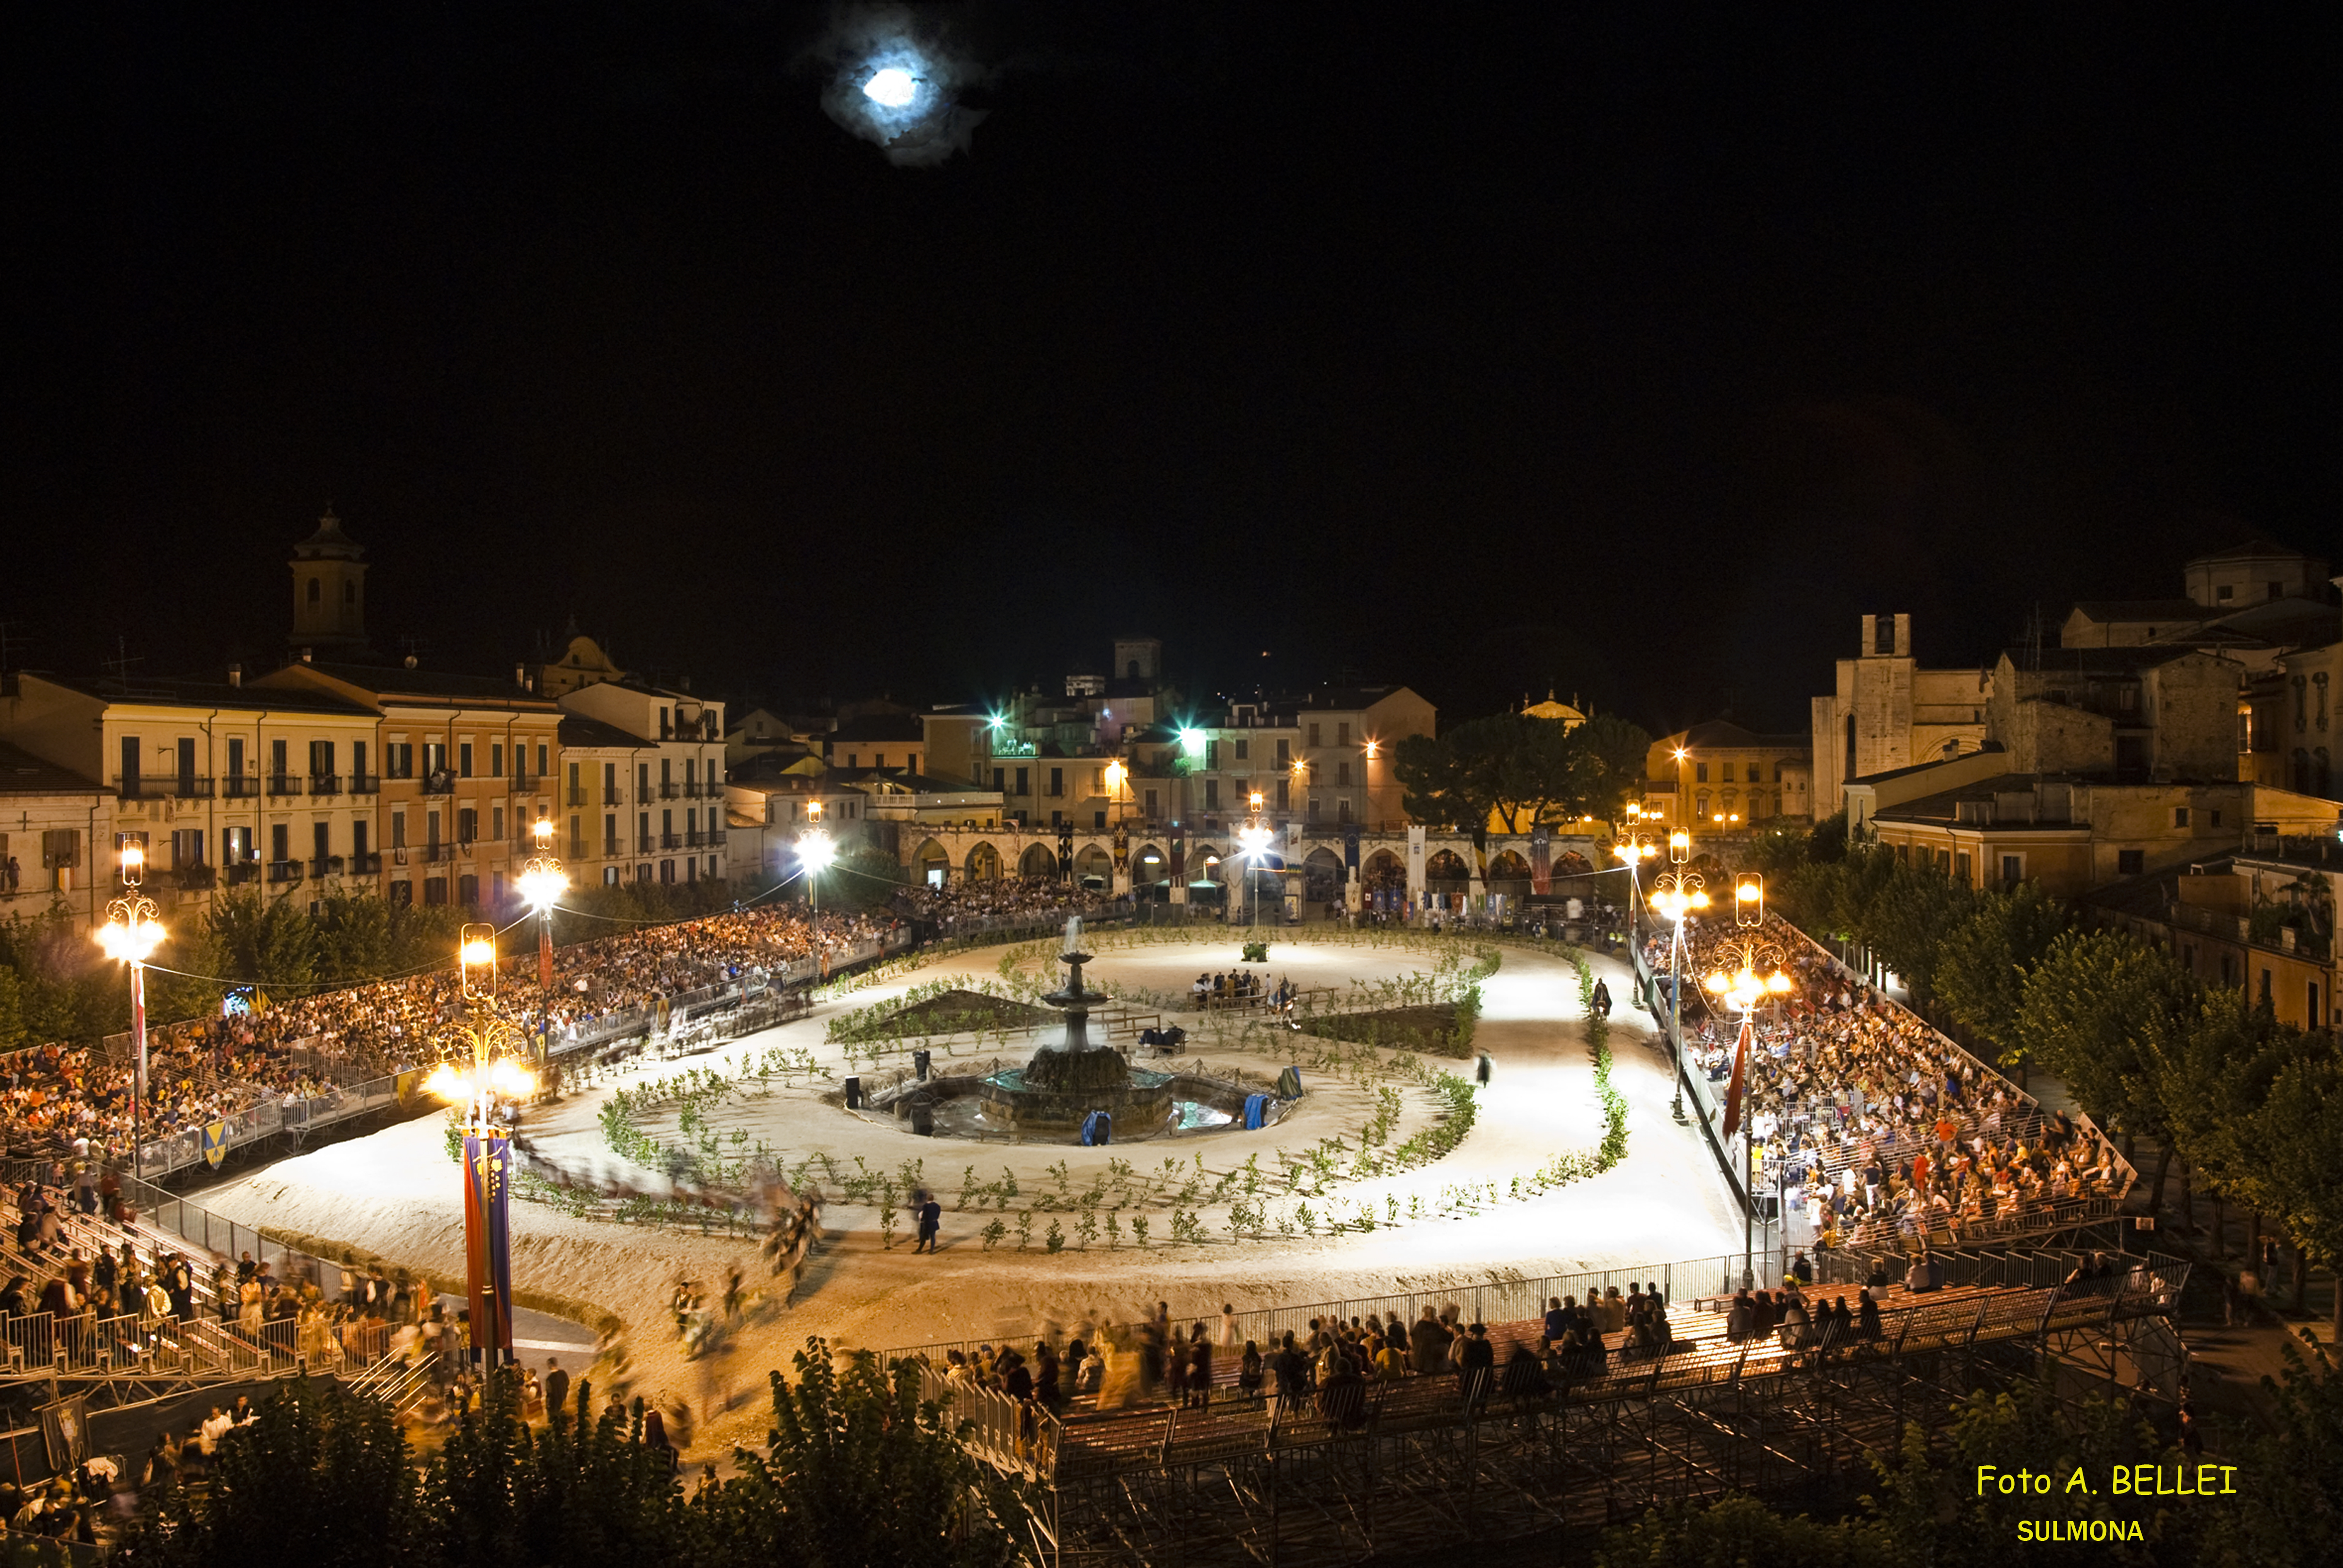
[424,922,537,1368]
[1179,728,1205,759]
[1236,820,1275,929]
[1646,829,1705,1127]
[799,828,837,918]
[94,841,165,1177]
[516,815,567,992]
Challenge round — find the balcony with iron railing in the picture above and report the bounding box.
[225,862,261,886]
[566,786,587,807]
[267,774,303,798]
[659,782,681,800]
[604,835,624,857]
[267,859,304,884]
[660,831,682,850]
[222,774,260,799]
[170,865,217,891]
[115,775,214,800]
[349,772,380,795]
[637,832,655,854]
[308,774,341,798]
[422,771,456,795]
[352,852,382,874]
[568,837,588,859]
[708,829,727,847]
[420,844,455,864]
[308,855,346,878]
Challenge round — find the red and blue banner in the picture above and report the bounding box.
[462,1130,515,1365]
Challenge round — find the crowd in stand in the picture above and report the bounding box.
[1656,914,2126,1251]
[0,903,893,1164]
[893,876,1118,932]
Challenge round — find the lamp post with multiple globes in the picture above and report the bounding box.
[423,927,539,1366]
[1645,830,1707,1125]
[94,842,166,1180]
[1238,790,1272,928]
[514,816,568,995]
[1702,872,1792,1290]
[798,825,837,920]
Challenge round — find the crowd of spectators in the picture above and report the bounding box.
[893,875,1119,934]
[1659,914,2127,1251]
[1,902,894,1164]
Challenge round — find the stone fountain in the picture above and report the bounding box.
[975,915,1176,1132]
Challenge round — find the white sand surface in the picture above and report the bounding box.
[190,933,1740,1460]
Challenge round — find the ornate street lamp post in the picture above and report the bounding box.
[515,816,567,994]
[1646,830,1707,1126]
[1702,872,1792,1292]
[424,927,538,1367]
[94,841,166,1181]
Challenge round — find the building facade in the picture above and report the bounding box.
[1810,614,1989,819]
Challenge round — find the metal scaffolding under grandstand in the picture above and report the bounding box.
[911,1245,2191,1568]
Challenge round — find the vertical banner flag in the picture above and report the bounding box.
[1343,825,1360,870]
[1720,1016,1754,1142]
[1530,826,1552,895]
[202,1120,228,1168]
[462,1131,516,1364]
[1169,829,1185,884]
[1406,826,1427,896]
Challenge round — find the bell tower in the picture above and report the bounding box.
[289,508,369,655]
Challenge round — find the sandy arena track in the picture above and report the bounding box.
[188,933,1740,1462]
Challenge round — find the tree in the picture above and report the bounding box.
[1856,857,1977,1002]
[114,1376,432,1568]
[2229,1042,2343,1341]
[205,887,321,991]
[1933,881,2068,1067]
[695,1344,1031,1568]
[2014,930,2198,1207]
[315,889,398,983]
[1596,1493,1890,1567]
[1572,712,1652,826]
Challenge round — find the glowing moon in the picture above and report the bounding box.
[863,67,918,108]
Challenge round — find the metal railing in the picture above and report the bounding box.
[267,774,303,797]
[350,772,380,794]
[309,774,342,796]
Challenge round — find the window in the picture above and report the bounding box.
[1695,762,1709,783]
[1234,738,1249,761]
[1205,779,1221,811]
[536,744,548,779]
[604,762,617,801]
[1337,723,1349,747]
[2210,809,2223,828]
[1205,739,1219,769]
[1308,797,1321,821]
[458,874,479,906]
[306,576,320,604]
[352,820,368,864]
[391,812,406,849]
[638,762,651,799]
[1338,798,1353,824]
[1954,851,1971,882]
[1276,778,1290,810]
[2217,584,2234,602]
[352,741,368,783]
[1337,761,1351,786]
[1014,767,1029,796]
[2117,849,2145,876]
[1049,768,1064,798]
[1747,763,1762,783]
[1094,810,1106,829]
[170,829,204,867]
[492,744,505,778]
[1144,788,1159,818]
[459,743,473,778]
[2173,806,2190,828]
[271,824,290,863]
[229,737,246,782]
[2260,968,2273,1007]
[491,806,504,842]
[1308,723,1321,747]
[271,738,289,781]
[427,810,441,846]
[457,808,477,844]
[422,742,444,778]
[992,768,1005,792]
[1694,793,1708,817]
[1276,739,1290,766]
[2000,854,2022,889]
[387,742,412,779]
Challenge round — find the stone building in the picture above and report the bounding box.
[1809,614,1989,819]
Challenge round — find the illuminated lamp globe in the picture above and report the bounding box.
[516,864,567,911]
[799,831,838,873]
[461,937,496,968]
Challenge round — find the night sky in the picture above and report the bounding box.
[2,6,2329,734]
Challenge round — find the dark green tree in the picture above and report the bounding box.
[205,886,321,992]
[1932,880,2068,1067]
[113,1376,432,1568]
[697,1343,1032,1568]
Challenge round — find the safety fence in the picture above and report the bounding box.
[878,1251,1745,1373]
